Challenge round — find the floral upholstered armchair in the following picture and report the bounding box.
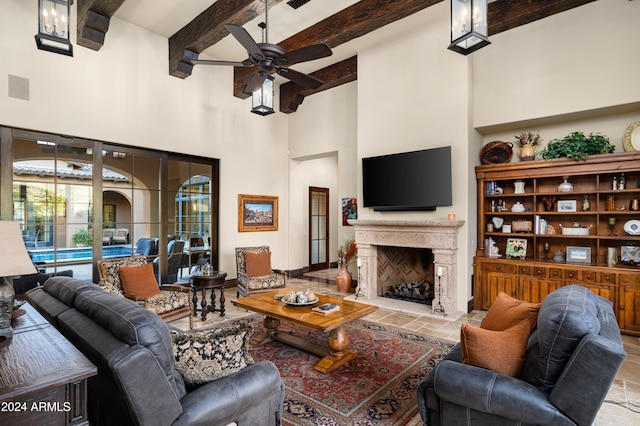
[235,246,286,297]
[98,256,191,322]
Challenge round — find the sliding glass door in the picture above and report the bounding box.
[1,126,219,285]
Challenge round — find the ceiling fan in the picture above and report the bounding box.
[189,0,332,94]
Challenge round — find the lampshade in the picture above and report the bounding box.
[251,75,275,116]
[35,0,73,56]
[0,221,37,339]
[448,0,490,55]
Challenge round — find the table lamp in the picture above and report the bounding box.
[0,221,37,338]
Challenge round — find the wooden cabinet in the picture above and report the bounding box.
[474,152,640,335]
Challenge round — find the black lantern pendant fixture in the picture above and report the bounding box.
[448,0,490,55]
[251,75,275,116]
[35,0,73,56]
[250,21,275,116]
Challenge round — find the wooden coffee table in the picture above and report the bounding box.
[232,290,377,373]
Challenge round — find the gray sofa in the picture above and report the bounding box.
[417,284,626,426]
[27,276,284,426]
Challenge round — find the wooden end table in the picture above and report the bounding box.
[0,304,97,425]
[191,271,227,321]
[232,290,377,373]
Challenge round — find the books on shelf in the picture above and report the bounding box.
[312,303,340,315]
[535,215,547,234]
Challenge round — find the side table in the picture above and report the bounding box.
[191,271,227,321]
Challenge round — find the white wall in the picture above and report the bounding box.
[473,0,640,130]
[0,0,290,277]
[288,82,358,268]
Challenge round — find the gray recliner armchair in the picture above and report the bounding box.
[418,285,626,426]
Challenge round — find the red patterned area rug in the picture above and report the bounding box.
[247,318,455,426]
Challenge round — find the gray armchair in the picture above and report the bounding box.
[417,285,626,426]
[235,246,286,297]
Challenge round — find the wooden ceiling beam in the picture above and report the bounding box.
[76,0,126,51]
[168,0,283,79]
[488,0,596,35]
[234,0,443,98]
[280,56,357,114]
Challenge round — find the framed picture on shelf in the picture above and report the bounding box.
[621,246,640,264]
[557,200,577,212]
[506,238,527,259]
[238,194,278,232]
[566,246,591,263]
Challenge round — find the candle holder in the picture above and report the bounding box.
[432,267,446,316]
[608,217,617,236]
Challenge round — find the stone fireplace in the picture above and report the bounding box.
[348,219,464,318]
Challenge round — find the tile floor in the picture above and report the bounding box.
[172,269,640,425]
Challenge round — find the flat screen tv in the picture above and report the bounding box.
[362,146,452,211]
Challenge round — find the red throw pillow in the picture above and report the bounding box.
[481,292,540,332]
[460,320,530,377]
[119,264,160,299]
[245,251,272,277]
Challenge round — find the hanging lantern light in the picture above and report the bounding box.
[448,0,490,55]
[251,75,275,116]
[35,0,73,56]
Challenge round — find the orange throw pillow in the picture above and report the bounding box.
[481,292,540,332]
[245,251,272,277]
[460,320,530,377]
[119,264,160,299]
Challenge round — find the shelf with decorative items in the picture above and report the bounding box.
[475,151,640,335]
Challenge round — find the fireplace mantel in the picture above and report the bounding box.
[348,219,465,318]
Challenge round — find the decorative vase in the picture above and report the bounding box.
[519,144,536,161]
[335,267,352,292]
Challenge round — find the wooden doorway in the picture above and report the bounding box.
[309,187,329,271]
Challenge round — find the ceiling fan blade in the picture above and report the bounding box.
[276,43,332,66]
[190,59,253,67]
[277,68,323,89]
[244,72,269,94]
[225,24,265,62]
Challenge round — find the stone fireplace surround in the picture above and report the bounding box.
[346,219,465,320]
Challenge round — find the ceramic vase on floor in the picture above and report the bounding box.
[336,267,352,292]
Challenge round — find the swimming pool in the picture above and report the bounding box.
[30,245,132,263]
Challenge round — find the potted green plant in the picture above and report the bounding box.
[72,229,92,247]
[515,131,541,161]
[540,132,615,161]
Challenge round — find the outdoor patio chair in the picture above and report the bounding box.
[235,246,286,297]
[98,255,190,322]
[153,240,187,284]
[102,228,115,245]
[111,228,129,244]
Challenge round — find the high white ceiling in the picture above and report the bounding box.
[112,0,365,76]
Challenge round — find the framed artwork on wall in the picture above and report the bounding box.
[342,197,357,226]
[238,194,278,232]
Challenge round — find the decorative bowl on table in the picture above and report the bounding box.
[281,291,319,306]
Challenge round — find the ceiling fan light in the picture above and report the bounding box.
[251,75,275,116]
[448,0,490,55]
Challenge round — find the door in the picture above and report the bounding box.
[309,187,329,271]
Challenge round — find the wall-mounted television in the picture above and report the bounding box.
[362,146,452,212]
